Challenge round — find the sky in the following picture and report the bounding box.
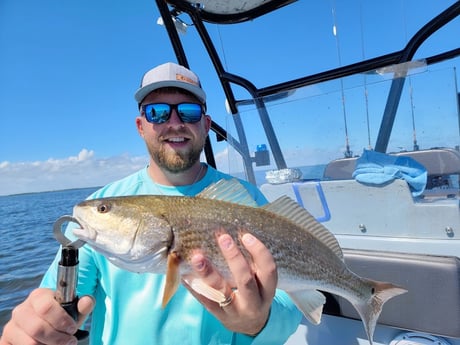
[1,0,459,195]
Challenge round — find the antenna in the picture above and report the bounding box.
[401,0,418,151]
[360,4,372,150]
[455,67,460,143]
[332,2,352,158]
[408,77,419,151]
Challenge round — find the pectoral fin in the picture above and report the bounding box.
[287,289,326,325]
[184,276,227,304]
[162,252,181,308]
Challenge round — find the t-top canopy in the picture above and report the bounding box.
[166,0,296,23]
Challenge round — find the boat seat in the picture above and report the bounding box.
[323,157,356,180]
[323,148,460,181]
[335,249,460,338]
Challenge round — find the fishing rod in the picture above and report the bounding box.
[332,1,353,158]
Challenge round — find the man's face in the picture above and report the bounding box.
[136,89,211,173]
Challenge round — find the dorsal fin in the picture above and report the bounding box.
[262,196,343,260]
[197,178,258,207]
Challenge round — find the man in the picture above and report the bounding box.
[1,62,302,344]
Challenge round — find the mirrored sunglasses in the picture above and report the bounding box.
[141,103,203,124]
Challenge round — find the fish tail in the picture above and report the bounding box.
[353,279,407,345]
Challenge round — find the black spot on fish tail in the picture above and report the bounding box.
[352,279,407,345]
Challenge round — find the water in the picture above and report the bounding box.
[0,187,99,333]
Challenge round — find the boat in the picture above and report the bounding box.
[153,1,460,344]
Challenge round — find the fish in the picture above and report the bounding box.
[72,178,407,344]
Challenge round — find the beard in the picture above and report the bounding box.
[147,132,206,173]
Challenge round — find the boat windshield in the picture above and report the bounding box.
[226,63,460,183]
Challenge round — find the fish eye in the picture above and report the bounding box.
[97,203,111,213]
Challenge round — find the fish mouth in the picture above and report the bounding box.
[72,223,98,243]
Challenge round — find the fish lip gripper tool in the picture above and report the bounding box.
[53,215,89,342]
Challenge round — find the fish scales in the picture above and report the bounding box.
[72,179,407,345]
[155,195,345,288]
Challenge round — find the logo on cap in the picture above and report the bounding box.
[176,73,198,86]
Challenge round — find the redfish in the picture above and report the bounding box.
[72,179,406,344]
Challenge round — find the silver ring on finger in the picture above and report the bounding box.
[219,290,237,308]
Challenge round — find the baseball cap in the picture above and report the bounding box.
[134,62,206,105]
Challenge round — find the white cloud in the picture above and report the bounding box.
[0,145,340,196]
[76,148,94,161]
[0,149,148,196]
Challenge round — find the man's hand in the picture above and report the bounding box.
[183,232,277,336]
[0,288,94,345]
